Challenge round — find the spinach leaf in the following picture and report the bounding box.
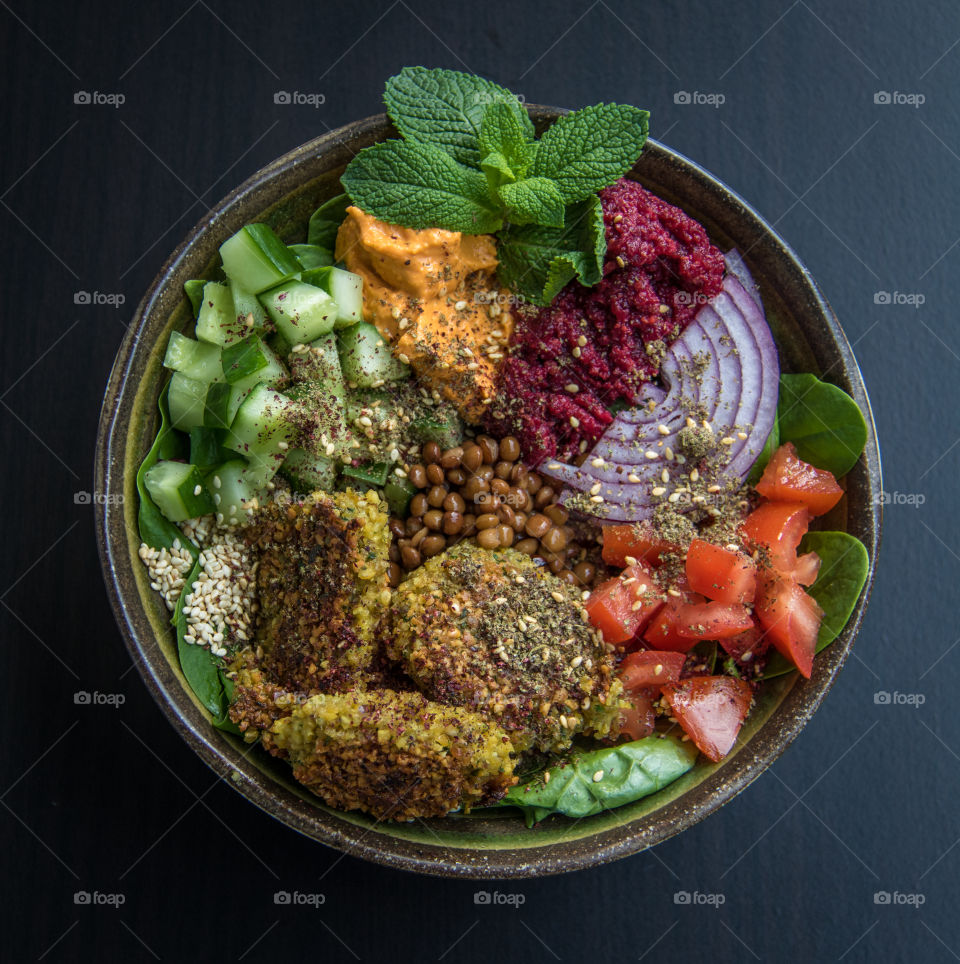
[777,373,867,478]
[762,531,870,678]
[691,639,717,673]
[497,735,697,827]
[307,193,351,250]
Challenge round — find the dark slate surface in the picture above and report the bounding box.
[1,1,956,960]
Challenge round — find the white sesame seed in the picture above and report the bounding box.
[592,770,604,782]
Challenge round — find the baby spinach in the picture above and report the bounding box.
[762,530,870,678]
[497,735,697,827]
[138,383,237,731]
[307,193,351,250]
[776,373,867,479]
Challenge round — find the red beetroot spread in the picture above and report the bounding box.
[486,178,725,465]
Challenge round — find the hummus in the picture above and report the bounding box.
[335,206,514,423]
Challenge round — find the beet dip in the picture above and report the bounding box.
[486,178,725,466]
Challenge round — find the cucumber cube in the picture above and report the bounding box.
[224,384,296,458]
[196,281,244,347]
[279,447,338,494]
[144,460,215,522]
[260,280,337,345]
[163,331,224,383]
[302,266,364,327]
[337,321,410,388]
[206,460,262,525]
[220,223,301,294]
[221,334,288,392]
[230,280,268,331]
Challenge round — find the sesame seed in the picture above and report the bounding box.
[665,447,674,460]
[720,436,734,446]
[686,417,697,429]
[689,468,699,482]
[660,468,670,483]
[572,346,582,358]
[668,492,682,503]
[624,556,638,567]
[593,770,604,782]
[667,588,682,598]
[193,484,202,496]
[454,300,467,311]
[627,473,642,484]
[658,424,670,435]
[737,431,748,440]
[645,450,659,459]
[577,335,588,347]
[708,484,722,493]
[651,486,667,497]
[569,416,580,428]
[213,476,221,489]
[565,383,579,393]
[590,482,602,495]
[590,494,604,503]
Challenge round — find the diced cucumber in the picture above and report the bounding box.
[163,331,224,383]
[411,409,464,449]
[289,244,333,271]
[342,461,390,487]
[169,373,246,431]
[144,460,215,522]
[383,475,418,517]
[196,282,244,346]
[230,280,268,331]
[279,447,338,494]
[221,334,288,392]
[184,279,206,317]
[301,266,363,326]
[189,426,233,470]
[260,280,337,345]
[224,384,296,459]
[206,460,262,525]
[337,322,410,388]
[219,223,301,294]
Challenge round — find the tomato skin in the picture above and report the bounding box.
[674,601,755,640]
[756,442,844,516]
[741,501,810,571]
[661,676,753,762]
[685,538,757,604]
[619,650,687,691]
[618,687,657,740]
[754,575,824,678]
[585,564,664,645]
[643,590,705,652]
[602,523,679,568]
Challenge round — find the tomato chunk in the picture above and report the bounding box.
[643,590,705,652]
[602,523,679,568]
[792,551,821,587]
[756,442,844,516]
[618,687,657,740]
[619,650,687,691]
[685,538,757,604]
[661,676,753,762]
[754,575,824,678]
[719,626,768,661]
[674,601,755,640]
[585,564,664,645]
[741,501,809,571]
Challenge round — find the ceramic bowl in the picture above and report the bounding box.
[95,108,882,878]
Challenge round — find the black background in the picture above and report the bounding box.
[2,1,957,961]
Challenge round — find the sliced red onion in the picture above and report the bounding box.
[540,256,779,522]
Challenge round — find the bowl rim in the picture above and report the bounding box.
[95,109,882,879]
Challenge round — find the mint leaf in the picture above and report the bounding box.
[531,103,649,203]
[479,101,535,177]
[497,195,606,305]
[341,139,503,234]
[498,177,565,227]
[384,66,534,167]
[480,150,517,196]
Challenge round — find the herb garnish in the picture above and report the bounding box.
[341,67,650,306]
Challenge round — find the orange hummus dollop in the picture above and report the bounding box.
[335,206,514,422]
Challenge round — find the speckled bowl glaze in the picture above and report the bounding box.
[95,108,882,879]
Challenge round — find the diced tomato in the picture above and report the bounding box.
[754,575,824,678]
[601,523,680,568]
[719,625,768,661]
[674,601,755,640]
[618,687,658,740]
[661,676,753,762]
[756,442,844,516]
[643,589,705,652]
[585,564,664,645]
[792,551,821,587]
[619,650,687,691]
[741,501,810,571]
[685,538,757,604]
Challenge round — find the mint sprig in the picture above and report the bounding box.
[343,68,650,306]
